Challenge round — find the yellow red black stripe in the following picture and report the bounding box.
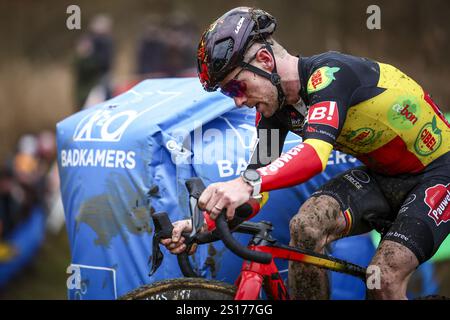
[342,208,353,236]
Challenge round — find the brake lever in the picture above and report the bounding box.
[149,211,197,276]
[189,196,205,238]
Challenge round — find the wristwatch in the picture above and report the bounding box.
[241,169,262,198]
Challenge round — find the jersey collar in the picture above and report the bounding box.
[297,55,310,105]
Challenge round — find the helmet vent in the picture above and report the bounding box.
[212,37,235,73]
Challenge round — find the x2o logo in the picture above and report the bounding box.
[307,101,339,129]
[74,109,139,142]
[72,91,180,142]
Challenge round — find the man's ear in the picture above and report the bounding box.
[255,48,274,72]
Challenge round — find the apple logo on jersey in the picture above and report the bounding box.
[307,101,339,129]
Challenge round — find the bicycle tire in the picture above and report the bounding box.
[120,278,236,300]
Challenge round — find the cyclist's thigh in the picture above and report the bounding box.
[310,166,391,237]
[383,154,450,264]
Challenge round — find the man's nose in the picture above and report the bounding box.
[233,96,247,107]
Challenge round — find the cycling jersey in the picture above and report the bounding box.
[249,51,450,192]
[310,152,450,264]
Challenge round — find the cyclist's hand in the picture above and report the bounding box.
[160,219,198,255]
[198,176,253,221]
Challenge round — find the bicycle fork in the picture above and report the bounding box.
[234,246,290,300]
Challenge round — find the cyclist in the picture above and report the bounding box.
[161,7,450,299]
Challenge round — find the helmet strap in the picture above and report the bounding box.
[239,43,286,109]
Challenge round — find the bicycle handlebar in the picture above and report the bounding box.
[151,212,197,277]
[185,177,272,264]
[215,213,272,264]
[150,177,273,278]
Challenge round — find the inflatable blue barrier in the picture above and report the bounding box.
[57,78,373,299]
[0,206,46,289]
[405,261,439,299]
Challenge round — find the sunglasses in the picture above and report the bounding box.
[220,79,247,98]
[220,68,247,98]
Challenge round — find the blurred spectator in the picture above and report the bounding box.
[0,131,59,240]
[0,167,24,239]
[136,12,198,80]
[165,11,198,77]
[166,11,198,77]
[136,15,171,79]
[74,14,114,110]
[36,131,57,173]
[14,134,40,186]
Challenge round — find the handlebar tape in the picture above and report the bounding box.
[215,214,272,264]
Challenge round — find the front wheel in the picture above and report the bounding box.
[120,278,236,300]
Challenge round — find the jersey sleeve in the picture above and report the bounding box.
[247,111,289,169]
[257,60,361,192]
[303,60,360,146]
[257,139,332,192]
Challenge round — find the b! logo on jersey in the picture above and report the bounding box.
[424,183,450,226]
[307,101,339,129]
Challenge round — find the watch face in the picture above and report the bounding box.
[244,169,260,182]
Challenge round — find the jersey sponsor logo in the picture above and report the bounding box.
[257,145,305,176]
[307,101,339,129]
[343,174,363,190]
[403,193,416,206]
[317,129,336,140]
[350,170,371,183]
[424,183,450,226]
[307,66,340,94]
[388,98,421,130]
[343,127,383,146]
[385,231,410,242]
[398,206,409,214]
[304,124,337,140]
[398,194,416,214]
[343,170,370,190]
[414,116,442,156]
[290,116,304,130]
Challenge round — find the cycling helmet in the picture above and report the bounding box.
[197,8,286,107]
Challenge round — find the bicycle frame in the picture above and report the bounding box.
[152,178,369,300]
[234,243,367,300]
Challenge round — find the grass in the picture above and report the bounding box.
[0,229,71,300]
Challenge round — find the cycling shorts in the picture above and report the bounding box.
[311,151,450,264]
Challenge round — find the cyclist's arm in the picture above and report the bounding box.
[257,138,332,192]
[258,59,361,192]
[247,111,289,169]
